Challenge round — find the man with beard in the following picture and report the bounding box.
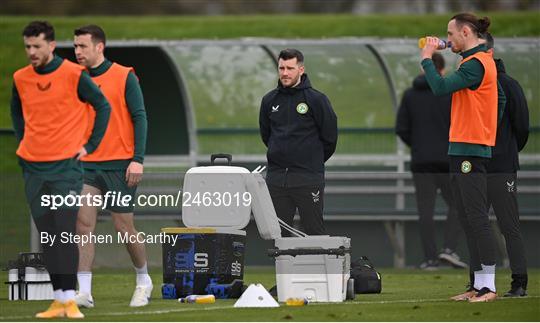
[11,20,111,318]
[259,48,338,236]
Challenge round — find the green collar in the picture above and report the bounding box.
[460,44,488,59]
[34,54,63,75]
[88,59,112,77]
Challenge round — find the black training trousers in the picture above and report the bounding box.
[487,172,528,288]
[449,156,497,272]
[24,169,81,292]
[268,184,326,236]
[412,172,461,260]
[33,210,79,291]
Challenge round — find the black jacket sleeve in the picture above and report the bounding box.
[507,79,530,152]
[259,96,270,147]
[497,81,506,125]
[396,90,412,147]
[10,83,25,142]
[312,94,338,162]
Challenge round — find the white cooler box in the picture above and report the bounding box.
[182,155,352,303]
[269,237,351,303]
[246,170,352,302]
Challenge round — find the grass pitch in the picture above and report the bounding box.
[0,267,538,321]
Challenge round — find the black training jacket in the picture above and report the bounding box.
[259,74,338,187]
[395,74,451,172]
[487,58,530,173]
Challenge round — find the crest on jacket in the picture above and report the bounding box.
[461,161,472,173]
[296,103,308,114]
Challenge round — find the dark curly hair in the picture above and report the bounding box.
[22,21,54,41]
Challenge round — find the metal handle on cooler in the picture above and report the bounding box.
[267,246,350,257]
[210,153,232,165]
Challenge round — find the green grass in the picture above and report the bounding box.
[0,136,28,265]
[0,267,538,321]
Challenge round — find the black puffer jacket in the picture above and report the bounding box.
[487,58,530,173]
[259,74,338,187]
[396,74,452,171]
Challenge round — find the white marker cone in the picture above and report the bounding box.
[234,284,279,308]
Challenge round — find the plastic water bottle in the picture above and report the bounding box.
[285,298,308,306]
[178,294,216,304]
[418,37,451,49]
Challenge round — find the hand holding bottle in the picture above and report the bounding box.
[418,37,451,50]
[420,36,444,60]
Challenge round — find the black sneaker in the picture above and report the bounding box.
[438,248,468,269]
[419,260,439,271]
[504,286,527,297]
[510,274,528,291]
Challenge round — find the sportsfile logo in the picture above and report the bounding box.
[40,190,252,210]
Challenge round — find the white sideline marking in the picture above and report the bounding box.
[1,296,538,320]
[0,305,233,320]
[92,304,234,317]
[314,295,540,306]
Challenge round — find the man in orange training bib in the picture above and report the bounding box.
[72,25,151,308]
[420,13,506,302]
[10,21,111,318]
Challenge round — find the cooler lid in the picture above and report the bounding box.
[182,166,251,229]
[274,236,351,250]
[161,227,246,236]
[245,172,282,240]
[161,227,217,234]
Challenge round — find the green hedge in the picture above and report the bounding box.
[1,12,539,127]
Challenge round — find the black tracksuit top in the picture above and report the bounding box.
[259,74,338,187]
[396,74,452,172]
[487,59,530,173]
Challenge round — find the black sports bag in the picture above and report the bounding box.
[351,256,382,294]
